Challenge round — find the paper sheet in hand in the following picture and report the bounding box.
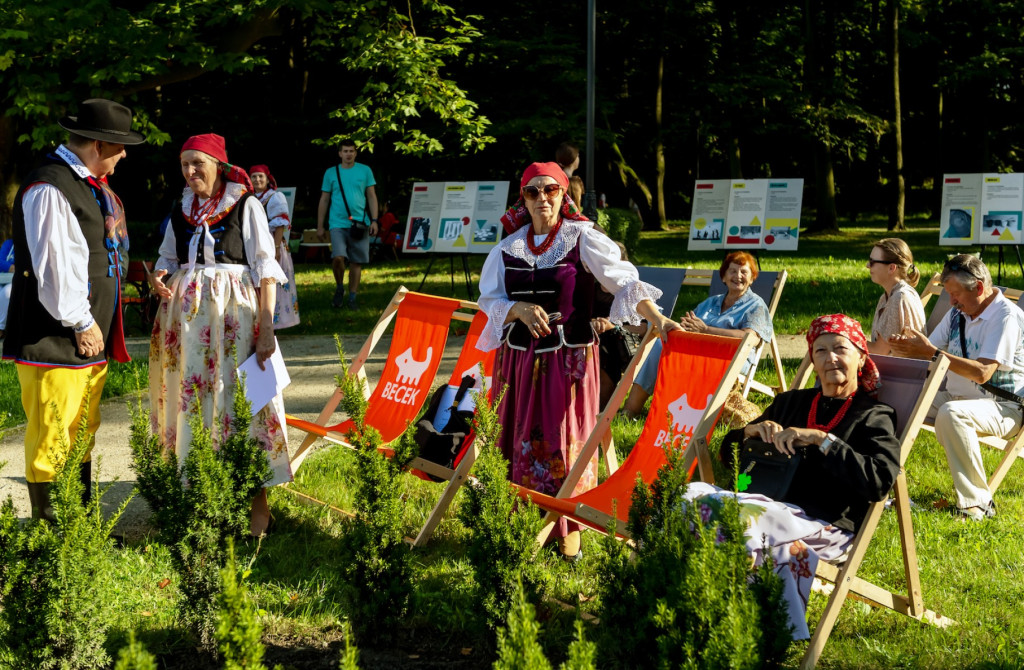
[236,341,291,416]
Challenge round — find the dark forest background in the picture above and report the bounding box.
[2,0,1022,242]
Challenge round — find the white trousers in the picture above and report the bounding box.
[930,390,1023,508]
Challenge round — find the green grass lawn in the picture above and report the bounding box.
[6,216,1024,667]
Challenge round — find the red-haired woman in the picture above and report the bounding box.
[624,250,773,416]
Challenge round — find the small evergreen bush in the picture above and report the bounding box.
[596,437,792,669]
[113,632,158,670]
[333,337,414,641]
[493,580,596,670]
[596,207,642,259]
[0,402,130,669]
[130,375,271,650]
[458,382,547,633]
[338,623,361,670]
[216,538,269,670]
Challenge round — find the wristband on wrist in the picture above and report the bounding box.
[819,432,837,455]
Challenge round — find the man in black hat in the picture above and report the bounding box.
[4,97,145,520]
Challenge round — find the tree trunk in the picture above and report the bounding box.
[607,140,656,227]
[888,0,905,232]
[652,50,667,230]
[0,116,18,239]
[802,0,839,233]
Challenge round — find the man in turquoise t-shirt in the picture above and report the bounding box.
[317,139,379,308]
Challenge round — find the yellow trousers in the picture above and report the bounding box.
[17,363,107,483]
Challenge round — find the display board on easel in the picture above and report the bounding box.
[687,179,804,251]
[940,173,1024,246]
[403,181,510,255]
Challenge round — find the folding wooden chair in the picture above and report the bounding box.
[915,272,1024,495]
[790,352,954,669]
[286,287,468,470]
[285,287,501,546]
[681,267,788,398]
[513,330,755,543]
[121,260,157,334]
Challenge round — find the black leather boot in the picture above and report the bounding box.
[26,482,56,522]
[80,460,92,506]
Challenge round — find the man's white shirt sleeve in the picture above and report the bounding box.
[21,183,94,330]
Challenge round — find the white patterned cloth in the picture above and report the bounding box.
[150,185,292,487]
[257,189,300,330]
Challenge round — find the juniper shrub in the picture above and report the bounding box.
[129,375,271,651]
[458,382,548,633]
[0,402,130,669]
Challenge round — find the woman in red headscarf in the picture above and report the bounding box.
[150,134,291,535]
[686,313,901,640]
[478,162,680,560]
[250,164,300,329]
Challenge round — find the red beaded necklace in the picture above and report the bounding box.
[807,391,855,432]
[187,184,225,227]
[526,217,564,256]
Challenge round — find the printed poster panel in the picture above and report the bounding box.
[979,173,1024,245]
[940,174,982,246]
[761,179,803,251]
[469,181,510,253]
[724,180,769,248]
[403,182,445,254]
[434,182,479,254]
[688,180,729,251]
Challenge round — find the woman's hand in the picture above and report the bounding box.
[151,269,173,300]
[745,420,783,443]
[591,317,614,335]
[772,427,825,456]
[656,316,683,342]
[679,311,707,333]
[511,301,552,338]
[255,324,275,370]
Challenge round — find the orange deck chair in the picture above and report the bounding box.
[514,330,755,542]
[286,288,465,470]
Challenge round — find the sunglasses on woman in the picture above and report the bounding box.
[521,184,563,200]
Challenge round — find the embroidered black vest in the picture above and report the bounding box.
[5,156,119,366]
[502,240,596,351]
[170,193,250,266]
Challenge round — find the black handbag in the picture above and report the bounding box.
[413,375,476,481]
[737,438,802,500]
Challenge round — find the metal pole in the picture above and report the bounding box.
[582,0,598,221]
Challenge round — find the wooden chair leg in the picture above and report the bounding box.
[988,430,1024,495]
[411,441,480,547]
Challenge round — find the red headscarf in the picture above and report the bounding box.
[249,164,277,190]
[806,314,881,396]
[500,161,587,234]
[180,133,252,191]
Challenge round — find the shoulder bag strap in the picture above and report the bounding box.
[959,310,1024,404]
[334,165,366,224]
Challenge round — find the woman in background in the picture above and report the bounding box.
[866,238,925,355]
[250,164,300,329]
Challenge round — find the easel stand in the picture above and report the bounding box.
[979,245,1024,284]
[416,253,476,300]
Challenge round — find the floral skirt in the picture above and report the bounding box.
[149,267,292,487]
[494,343,600,539]
[273,241,300,330]
[684,482,854,640]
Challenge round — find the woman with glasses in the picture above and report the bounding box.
[865,238,925,355]
[478,162,678,560]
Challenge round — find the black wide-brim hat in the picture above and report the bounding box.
[58,98,146,145]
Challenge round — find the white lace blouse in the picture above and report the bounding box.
[476,220,661,351]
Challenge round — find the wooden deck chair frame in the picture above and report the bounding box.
[682,267,789,398]
[917,271,1024,496]
[530,330,757,544]
[284,286,489,547]
[789,353,954,669]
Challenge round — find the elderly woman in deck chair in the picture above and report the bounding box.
[685,314,901,639]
